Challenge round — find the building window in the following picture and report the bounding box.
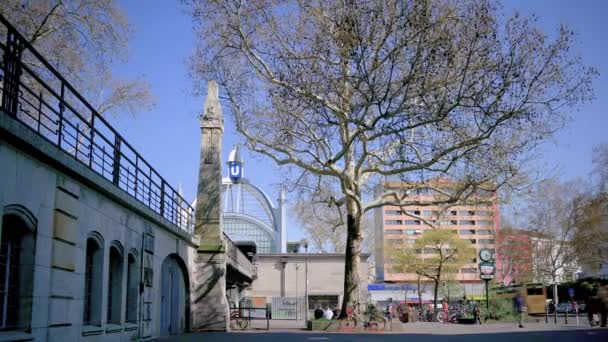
[459,220,476,225]
[385,229,403,235]
[477,220,493,226]
[459,229,476,235]
[476,229,494,235]
[461,268,477,273]
[107,243,124,324]
[406,239,416,244]
[450,210,457,216]
[385,210,402,215]
[477,211,491,216]
[386,220,402,225]
[478,239,495,245]
[0,211,36,330]
[125,253,139,323]
[404,220,420,225]
[469,239,477,244]
[458,210,475,216]
[84,234,104,326]
[405,210,420,216]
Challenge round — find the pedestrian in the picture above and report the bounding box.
[598,285,608,327]
[515,291,527,328]
[548,300,555,314]
[323,306,334,320]
[473,302,482,325]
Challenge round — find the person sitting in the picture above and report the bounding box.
[323,306,334,320]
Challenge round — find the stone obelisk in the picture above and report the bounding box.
[192,80,229,331]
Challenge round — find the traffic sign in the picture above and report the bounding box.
[568,288,575,298]
[479,261,495,280]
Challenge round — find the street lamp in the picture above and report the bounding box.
[300,238,309,323]
[295,263,300,321]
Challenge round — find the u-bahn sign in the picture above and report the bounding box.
[228,161,242,181]
[479,261,495,280]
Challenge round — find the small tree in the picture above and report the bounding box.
[391,229,475,310]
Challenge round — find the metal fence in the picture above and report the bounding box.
[271,297,306,320]
[0,15,194,234]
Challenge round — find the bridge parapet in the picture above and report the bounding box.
[0,15,194,235]
[224,233,256,281]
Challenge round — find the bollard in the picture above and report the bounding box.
[576,308,579,326]
[565,308,568,324]
[545,305,548,324]
[554,307,558,324]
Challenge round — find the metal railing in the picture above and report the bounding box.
[0,15,194,234]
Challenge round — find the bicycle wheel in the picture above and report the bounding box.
[237,318,249,329]
[367,319,379,331]
[437,310,447,323]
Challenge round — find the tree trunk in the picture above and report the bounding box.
[417,275,423,310]
[433,279,439,313]
[339,196,362,318]
[553,283,559,305]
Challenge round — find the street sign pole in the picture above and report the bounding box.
[485,279,490,321]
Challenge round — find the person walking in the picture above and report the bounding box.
[598,285,608,327]
[473,302,482,325]
[515,291,527,328]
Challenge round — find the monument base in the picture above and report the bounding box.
[191,251,230,332]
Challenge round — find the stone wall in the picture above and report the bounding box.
[244,254,370,306]
[0,115,197,341]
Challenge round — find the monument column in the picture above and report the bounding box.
[192,80,229,331]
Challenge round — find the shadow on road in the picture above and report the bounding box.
[155,327,608,342]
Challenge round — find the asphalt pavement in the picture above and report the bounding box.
[154,323,608,342]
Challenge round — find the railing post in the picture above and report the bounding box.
[1,28,24,117]
[160,180,166,217]
[37,92,43,133]
[58,83,65,148]
[89,113,95,168]
[112,136,121,186]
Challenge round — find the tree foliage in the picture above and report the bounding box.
[186,0,596,314]
[0,0,154,116]
[389,229,475,308]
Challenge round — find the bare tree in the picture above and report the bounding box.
[0,0,154,117]
[186,0,595,315]
[526,178,582,304]
[495,223,533,286]
[573,193,608,276]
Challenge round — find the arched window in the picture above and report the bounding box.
[0,210,36,330]
[125,252,139,323]
[83,234,103,326]
[107,243,123,324]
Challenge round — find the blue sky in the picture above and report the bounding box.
[111,0,608,241]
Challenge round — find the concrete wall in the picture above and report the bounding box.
[244,254,369,306]
[0,115,197,341]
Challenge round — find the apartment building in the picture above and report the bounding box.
[374,180,499,295]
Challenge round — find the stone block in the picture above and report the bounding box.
[48,297,73,326]
[56,175,81,199]
[55,188,80,217]
[50,267,80,299]
[33,265,51,297]
[53,209,78,244]
[51,239,77,272]
[30,295,49,328]
[48,325,78,342]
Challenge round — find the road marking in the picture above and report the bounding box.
[307,338,329,340]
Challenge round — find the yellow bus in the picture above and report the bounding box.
[494,283,547,314]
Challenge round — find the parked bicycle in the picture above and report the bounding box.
[437,305,466,323]
[340,302,385,332]
[228,300,249,329]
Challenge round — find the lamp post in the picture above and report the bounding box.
[295,263,300,321]
[301,238,309,323]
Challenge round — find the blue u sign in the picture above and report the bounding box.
[229,161,242,180]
